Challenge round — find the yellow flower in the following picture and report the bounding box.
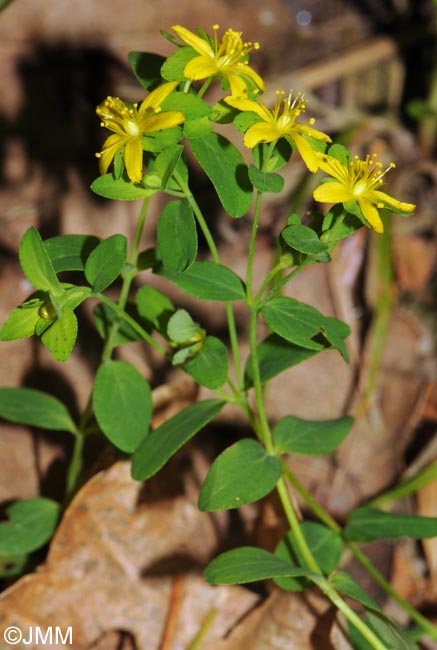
[313,152,415,233]
[96,81,184,183]
[225,91,331,172]
[171,24,265,96]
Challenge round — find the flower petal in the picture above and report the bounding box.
[295,123,331,143]
[234,63,266,91]
[243,122,280,148]
[139,81,179,114]
[358,198,383,233]
[292,133,320,172]
[172,25,214,57]
[316,154,349,183]
[227,72,252,97]
[124,137,143,183]
[184,56,218,80]
[372,190,415,213]
[98,134,125,175]
[225,96,270,121]
[142,111,184,134]
[313,181,354,204]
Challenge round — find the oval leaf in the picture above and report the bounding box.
[282,224,329,254]
[244,334,319,387]
[344,507,437,542]
[204,546,316,585]
[157,260,246,301]
[0,387,75,433]
[157,200,197,273]
[91,174,156,200]
[128,51,166,90]
[273,415,353,455]
[19,227,62,293]
[189,132,252,218]
[198,438,281,511]
[85,234,127,293]
[44,235,100,272]
[93,361,152,452]
[185,336,228,389]
[131,399,224,480]
[248,165,284,193]
[261,297,327,351]
[41,306,78,362]
[0,498,60,555]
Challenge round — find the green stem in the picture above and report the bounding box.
[258,262,309,308]
[281,462,437,638]
[95,293,168,357]
[197,77,213,99]
[174,170,244,391]
[368,461,437,511]
[101,196,151,362]
[348,542,437,639]
[317,578,389,650]
[186,609,217,650]
[64,429,84,505]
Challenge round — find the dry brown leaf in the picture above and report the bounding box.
[0,462,258,650]
[208,589,353,650]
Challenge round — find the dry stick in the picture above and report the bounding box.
[159,574,184,650]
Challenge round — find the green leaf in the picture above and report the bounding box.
[281,224,329,255]
[157,260,246,301]
[261,297,327,351]
[91,174,157,200]
[167,309,200,343]
[157,200,197,273]
[331,571,381,612]
[19,227,62,293]
[0,387,76,433]
[142,126,183,153]
[152,144,183,188]
[93,303,144,345]
[204,546,316,585]
[131,399,224,480]
[327,143,350,166]
[161,46,197,81]
[93,361,152,452]
[245,334,319,387]
[322,317,350,362]
[275,522,343,591]
[248,165,284,193]
[41,305,78,362]
[344,507,437,542]
[253,139,292,172]
[365,611,419,650]
[322,205,363,243]
[185,336,228,389]
[183,116,213,138]
[273,415,353,455]
[199,439,281,511]
[0,299,43,340]
[44,235,100,272]
[0,498,60,555]
[128,51,166,90]
[135,286,174,333]
[189,132,252,218]
[85,234,127,293]
[162,91,211,120]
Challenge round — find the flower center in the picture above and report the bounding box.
[125,120,140,136]
[349,154,395,193]
[97,97,141,136]
[213,25,259,70]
